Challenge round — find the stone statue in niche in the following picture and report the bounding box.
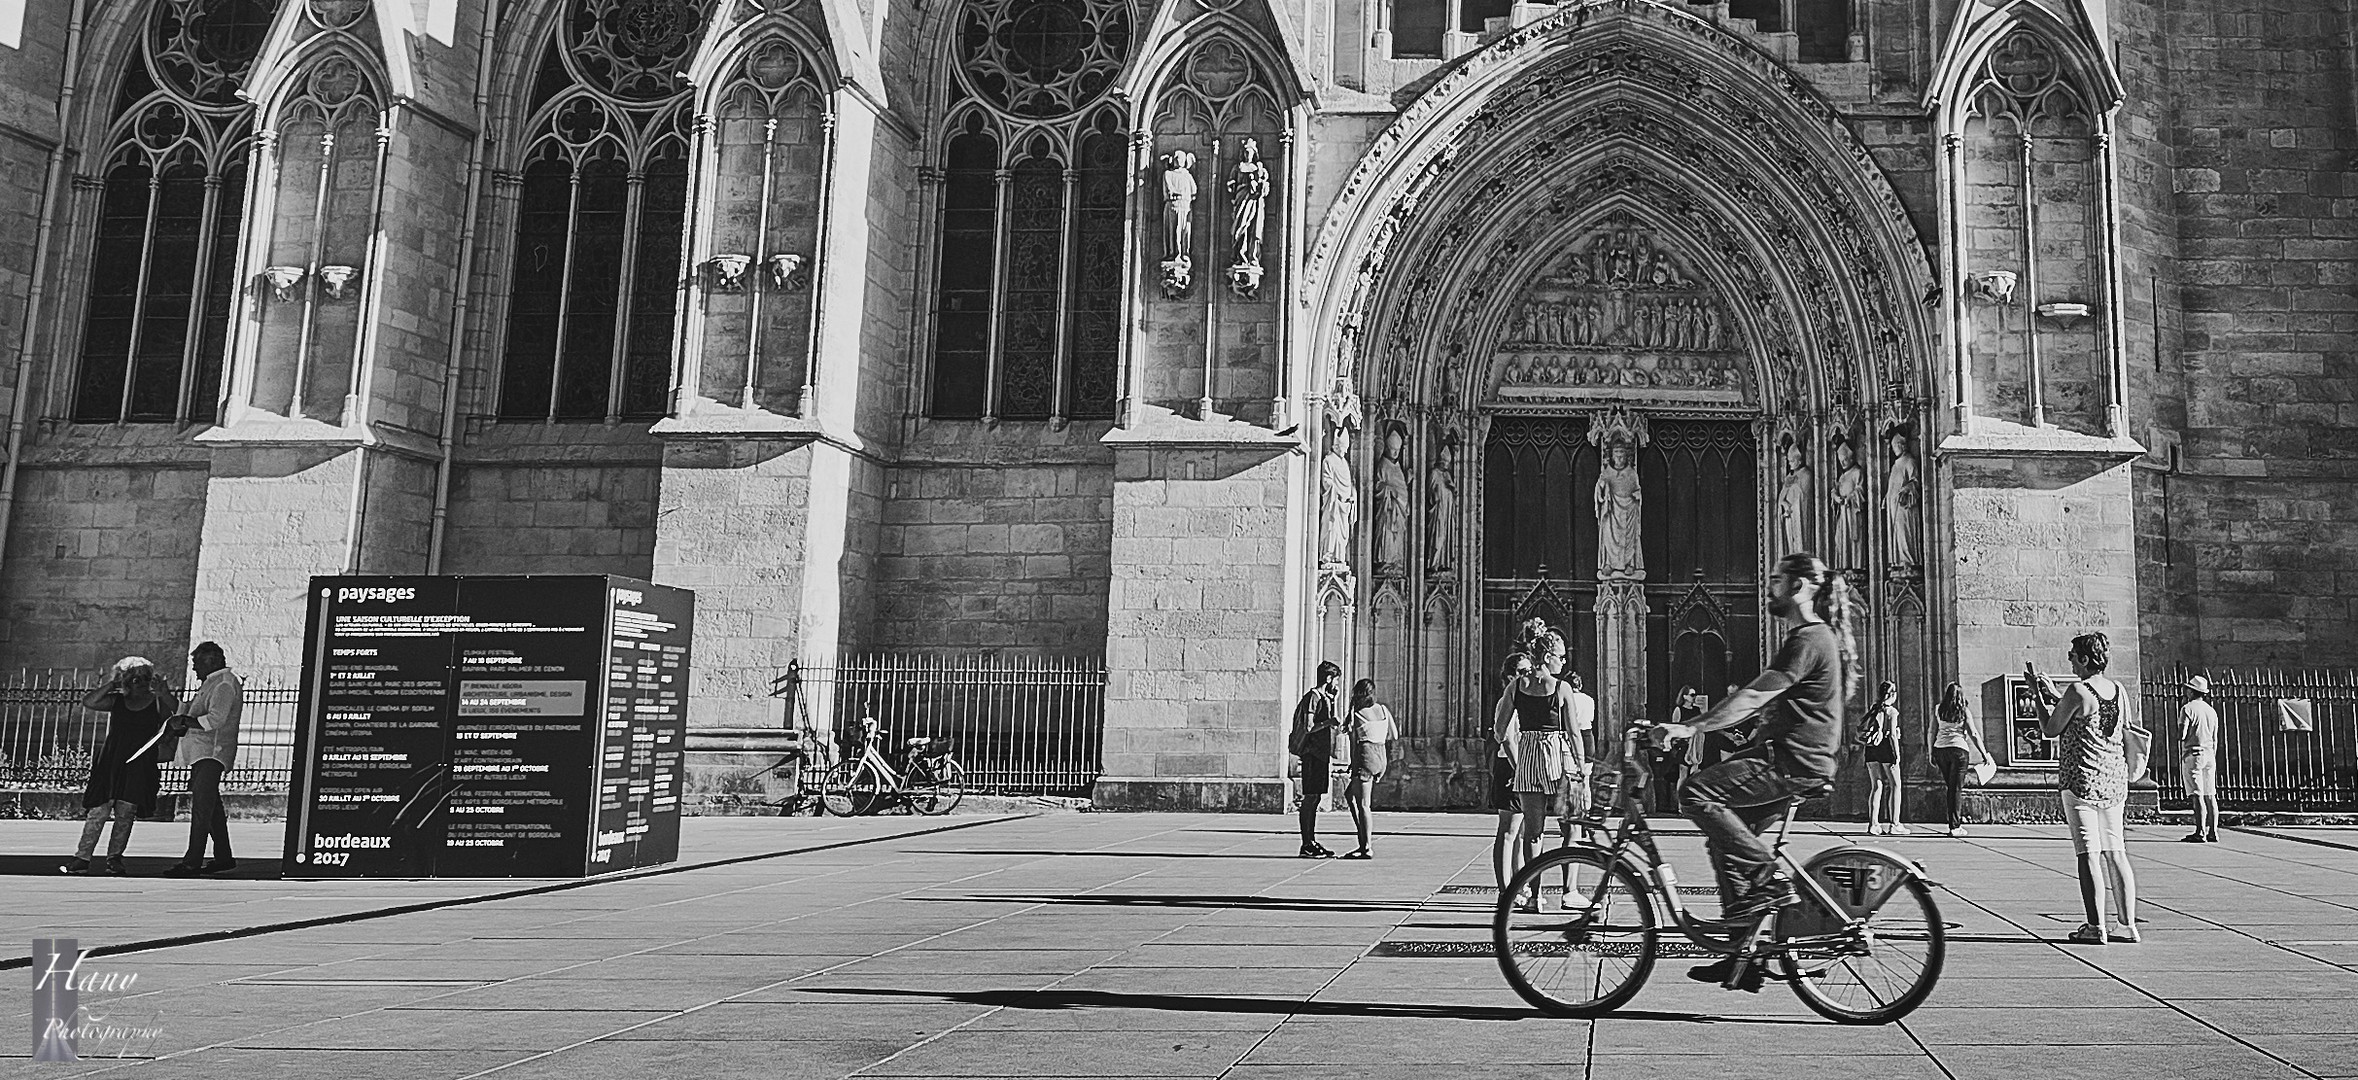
[1831,430,1865,569]
[1372,422,1411,577]
[1589,406,1650,582]
[1319,379,1363,569]
[1775,430,1811,558]
[1158,149,1197,298]
[1226,139,1269,298]
[1885,423,1922,575]
[1425,438,1457,575]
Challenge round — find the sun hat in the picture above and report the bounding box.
[2184,674,2211,694]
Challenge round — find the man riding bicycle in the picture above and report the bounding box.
[1653,552,1859,980]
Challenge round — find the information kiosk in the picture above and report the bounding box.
[284,575,692,878]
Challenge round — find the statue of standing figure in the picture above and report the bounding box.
[1589,406,1651,582]
[1227,139,1269,271]
[1885,423,1922,574]
[1372,424,1411,576]
[1319,380,1363,569]
[1775,431,1812,558]
[1831,431,1865,569]
[1425,439,1457,574]
[1158,149,1197,296]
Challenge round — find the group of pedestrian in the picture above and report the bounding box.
[59,642,242,877]
[1288,661,1396,859]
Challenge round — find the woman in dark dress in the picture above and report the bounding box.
[63,657,175,875]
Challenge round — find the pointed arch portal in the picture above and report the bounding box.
[1299,0,1938,748]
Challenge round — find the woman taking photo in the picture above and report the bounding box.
[1930,682,1988,836]
[1860,681,1908,835]
[1341,679,1395,860]
[2031,632,2140,945]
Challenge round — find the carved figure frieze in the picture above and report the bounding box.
[1494,352,1746,403]
[1884,422,1922,577]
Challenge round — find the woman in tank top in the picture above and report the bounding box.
[1493,619,1587,910]
[2032,632,2140,946]
[1930,682,1988,836]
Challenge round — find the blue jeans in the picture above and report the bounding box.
[1677,757,1820,907]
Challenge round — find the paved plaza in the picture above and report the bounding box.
[6,812,2357,1079]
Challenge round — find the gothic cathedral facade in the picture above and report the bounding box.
[0,0,2350,808]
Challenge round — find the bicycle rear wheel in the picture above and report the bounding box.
[911,757,966,816]
[820,760,892,817]
[1777,849,1946,1024]
[1494,846,1657,1017]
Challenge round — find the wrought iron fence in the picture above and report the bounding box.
[0,670,300,795]
[776,654,1107,797]
[2140,665,2358,812]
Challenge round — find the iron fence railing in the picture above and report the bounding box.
[0,670,300,794]
[2140,665,2358,812]
[776,654,1107,797]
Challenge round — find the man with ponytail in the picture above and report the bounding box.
[1656,552,1859,982]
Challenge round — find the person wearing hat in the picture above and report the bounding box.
[2179,675,2220,843]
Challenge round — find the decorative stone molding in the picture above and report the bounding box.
[316,264,358,300]
[706,253,752,292]
[262,265,306,302]
[766,252,808,290]
[1965,269,2017,305]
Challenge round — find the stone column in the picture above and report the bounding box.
[1091,417,1306,810]
[1594,580,1648,759]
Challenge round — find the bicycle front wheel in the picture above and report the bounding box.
[1494,846,1657,1017]
[817,762,860,816]
[1778,851,1947,1024]
[911,758,966,816]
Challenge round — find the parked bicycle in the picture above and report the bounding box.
[1493,720,1945,1024]
[820,716,967,817]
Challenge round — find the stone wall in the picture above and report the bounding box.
[439,460,660,578]
[869,422,1114,654]
[0,456,207,671]
[1946,455,2143,696]
[2152,0,2358,667]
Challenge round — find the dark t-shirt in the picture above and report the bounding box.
[1753,622,1845,781]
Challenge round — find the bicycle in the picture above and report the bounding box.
[1493,720,1945,1024]
[819,717,967,817]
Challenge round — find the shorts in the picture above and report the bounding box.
[2062,790,2126,855]
[2182,750,2217,797]
[1864,740,1898,766]
[1298,755,1331,798]
[1490,755,1517,812]
[1350,742,1387,783]
[1513,731,1570,794]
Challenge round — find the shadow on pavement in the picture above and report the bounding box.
[916,893,1429,912]
[800,986,1827,1026]
[904,849,1308,860]
[0,854,283,879]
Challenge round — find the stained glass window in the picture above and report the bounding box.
[72,0,275,424]
[928,0,1132,420]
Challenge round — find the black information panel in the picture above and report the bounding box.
[284,576,693,878]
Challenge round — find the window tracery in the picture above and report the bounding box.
[927,0,1132,421]
[498,0,711,422]
[259,51,383,419]
[71,0,276,425]
[699,33,829,413]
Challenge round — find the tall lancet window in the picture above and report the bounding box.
[925,0,1132,421]
[498,0,709,421]
[72,0,277,424]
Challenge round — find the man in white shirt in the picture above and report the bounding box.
[2178,674,2220,844]
[167,641,242,876]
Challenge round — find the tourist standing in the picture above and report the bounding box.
[2031,632,2140,944]
[1490,652,1533,889]
[167,641,243,876]
[1658,686,1704,813]
[2179,674,2221,843]
[1860,681,1908,835]
[1341,679,1396,859]
[1289,661,1343,858]
[63,657,177,875]
[1496,620,1588,909]
[1930,681,1988,836]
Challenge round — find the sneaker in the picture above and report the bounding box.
[2108,924,2142,944]
[58,858,90,875]
[201,858,238,874]
[103,856,126,876]
[2204,833,2220,843]
[2179,833,2207,843]
[1868,823,1887,835]
[2067,923,2108,945]
[1949,826,1968,837]
[1559,891,1596,912]
[1298,845,1334,859]
[1889,825,1914,836]
[164,862,205,878]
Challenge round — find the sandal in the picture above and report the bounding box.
[2067,923,2109,945]
[1340,849,1372,860]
